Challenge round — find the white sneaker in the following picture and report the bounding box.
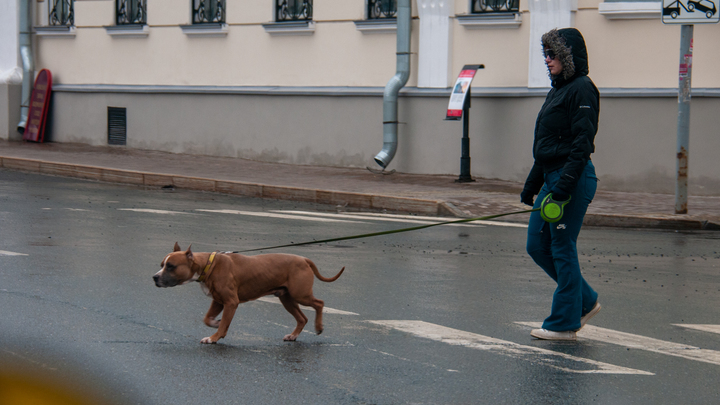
[531,328,577,341]
[579,302,601,329]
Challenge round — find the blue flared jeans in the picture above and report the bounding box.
[526,161,598,332]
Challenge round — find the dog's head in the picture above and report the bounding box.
[153,242,198,288]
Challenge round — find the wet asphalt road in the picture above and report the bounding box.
[1,170,720,404]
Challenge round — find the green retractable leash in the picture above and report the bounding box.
[540,193,571,223]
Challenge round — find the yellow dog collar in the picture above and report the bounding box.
[197,251,217,282]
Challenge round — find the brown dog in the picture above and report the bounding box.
[153,243,344,344]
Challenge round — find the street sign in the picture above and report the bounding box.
[662,0,720,24]
[445,65,483,120]
[23,69,53,143]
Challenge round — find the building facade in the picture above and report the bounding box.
[2,0,720,195]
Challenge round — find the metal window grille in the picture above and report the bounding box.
[193,0,226,23]
[368,0,397,19]
[49,0,74,26]
[117,0,147,25]
[471,0,519,13]
[108,107,127,146]
[276,0,313,21]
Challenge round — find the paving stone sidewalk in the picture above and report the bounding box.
[1,140,718,230]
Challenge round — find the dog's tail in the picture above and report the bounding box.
[307,259,344,282]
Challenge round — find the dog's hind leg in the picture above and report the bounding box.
[292,295,325,336]
[204,300,223,328]
[278,295,308,341]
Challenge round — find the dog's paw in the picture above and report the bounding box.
[283,334,298,342]
[200,336,217,344]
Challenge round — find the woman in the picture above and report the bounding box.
[520,28,602,341]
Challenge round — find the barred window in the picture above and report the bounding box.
[49,0,74,26]
[117,0,147,25]
[193,0,226,24]
[276,0,313,21]
[471,0,519,13]
[368,0,397,19]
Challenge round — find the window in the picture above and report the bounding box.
[117,0,147,25]
[193,0,226,24]
[471,0,519,13]
[368,0,397,19]
[276,0,313,21]
[49,0,74,26]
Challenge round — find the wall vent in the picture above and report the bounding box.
[107,107,127,146]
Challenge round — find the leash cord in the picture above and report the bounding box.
[233,208,538,253]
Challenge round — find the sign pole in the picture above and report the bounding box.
[458,87,473,182]
[675,24,693,214]
[445,64,484,183]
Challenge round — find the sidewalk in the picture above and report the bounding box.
[1,140,719,230]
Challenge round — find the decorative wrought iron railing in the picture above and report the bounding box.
[276,0,313,21]
[471,0,519,13]
[116,0,147,25]
[193,0,226,24]
[368,0,397,19]
[49,0,74,26]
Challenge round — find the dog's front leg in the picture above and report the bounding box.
[200,301,238,344]
[203,300,224,329]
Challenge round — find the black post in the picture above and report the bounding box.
[456,87,474,183]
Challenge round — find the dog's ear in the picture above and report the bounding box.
[173,242,181,252]
[186,244,193,261]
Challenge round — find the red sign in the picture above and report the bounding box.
[445,65,483,120]
[23,69,53,142]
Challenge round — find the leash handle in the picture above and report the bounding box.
[234,208,539,253]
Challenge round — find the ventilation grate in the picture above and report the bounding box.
[107,107,127,146]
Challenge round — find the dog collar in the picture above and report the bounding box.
[197,251,217,283]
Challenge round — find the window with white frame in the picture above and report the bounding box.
[116,0,147,25]
[471,0,519,13]
[276,0,313,21]
[49,0,74,26]
[193,0,226,23]
[368,0,397,18]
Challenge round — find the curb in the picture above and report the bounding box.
[0,156,448,216]
[2,156,719,231]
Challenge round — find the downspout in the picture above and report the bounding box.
[17,0,34,133]
[373,0,411,169]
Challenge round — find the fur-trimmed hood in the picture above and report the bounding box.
[541,28,589,87]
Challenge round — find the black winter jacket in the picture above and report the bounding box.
[522,28,600,199]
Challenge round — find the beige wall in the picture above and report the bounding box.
[35,1,720,89]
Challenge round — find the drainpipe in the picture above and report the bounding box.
[373,0,411,169]
[17,0,34,133]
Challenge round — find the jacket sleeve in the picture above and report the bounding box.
[522,162,544,196]
[553,79,599,196]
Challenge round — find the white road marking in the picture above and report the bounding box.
[674,324,720,335]
[0,250,28,256]
[195,209,363,223]
[273,210,482,227]
[370,320,652,375]
[118,208,197,215]
[256,296,360,315]
[517,322,720,367]
[276,210,527,228]
[65,208,89,212]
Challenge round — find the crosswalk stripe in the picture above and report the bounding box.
[195,209,363,223]
[256,297,359,315]
[0,250,28,256]
[673,324,720,335]
[517,322,720,367]
[370,320,653,375]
